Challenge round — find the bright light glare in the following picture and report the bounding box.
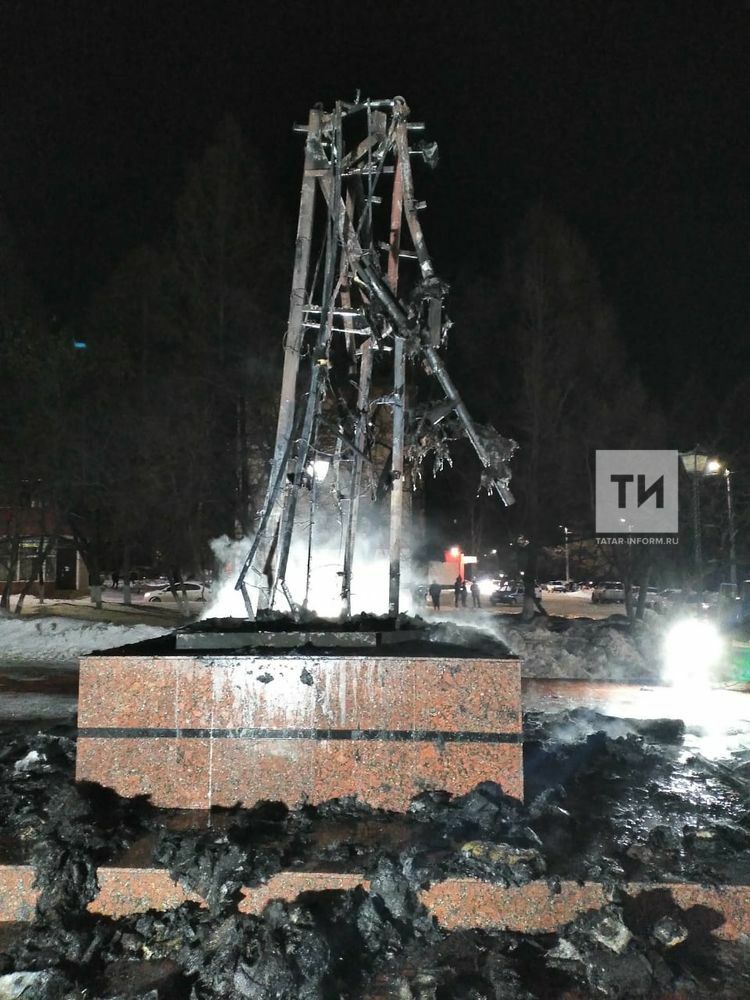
[663,619,724,689]
[478,578,496,596]
[305,459,331,481]
[706,459,722,474]
[449,546,460,557]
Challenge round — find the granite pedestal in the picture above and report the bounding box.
[76,645,523,809]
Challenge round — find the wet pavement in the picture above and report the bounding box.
[0,666,78,726]
[523,680,750,760]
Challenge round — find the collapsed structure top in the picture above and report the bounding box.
[236,96,517,620]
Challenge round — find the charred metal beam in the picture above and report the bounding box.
[387,121,406,617]
[253,107,323,616]
[272,104,345,613]
[341,338,373,616]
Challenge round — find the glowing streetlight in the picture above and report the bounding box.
[696,458,738,588]
[449,545,460,558]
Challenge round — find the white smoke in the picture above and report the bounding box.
[202,493,423,620]
[201,535,252,619]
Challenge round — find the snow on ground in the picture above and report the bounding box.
[0,616,169,667]
[501,616,663,681]
[424,608,666,682]
[0,692,78,722]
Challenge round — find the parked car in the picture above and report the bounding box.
[144,581,209,603]
[655,588,717,615]
[643,586,660,608]
[490,583,541,606]
[655,588,683,612]
[591,581,624,603]
[546,580,567,592]
[490,585,524,606]
[632,585,660,608]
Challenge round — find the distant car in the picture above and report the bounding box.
[490,585,524,606]
[655,589,717,615]
[643,586,660,608]
[655,588,683,612]
[546,580,567,592]
[490,583,541,606]
[591,581,624,604]
[144,581,209,603]
[633,585,660,608]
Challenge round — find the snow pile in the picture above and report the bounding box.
[499,617,664,681]
[14,750,46,773]
[0,616,169,665]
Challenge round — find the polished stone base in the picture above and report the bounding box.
[76,651,523,809]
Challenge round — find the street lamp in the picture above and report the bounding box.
[679,446,722,590]
[724,468,738,587]
[697,459,738,588]
[559,525,570,584]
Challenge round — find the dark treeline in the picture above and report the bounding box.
[0,117,289,608]
[1,118,746,612]
[432,208,749,616]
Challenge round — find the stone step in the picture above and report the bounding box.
[2,864,748,940]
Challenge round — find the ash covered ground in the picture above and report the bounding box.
[1,708,750,999]
[1,612,749,997]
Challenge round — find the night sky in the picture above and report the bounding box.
[2,1,748,406]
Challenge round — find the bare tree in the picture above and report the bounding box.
[69,118,289,599]
[502,207,616,618]
[0,210,67,611]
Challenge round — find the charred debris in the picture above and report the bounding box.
[1,715,750,997]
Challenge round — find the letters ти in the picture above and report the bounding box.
[610,473,664,509]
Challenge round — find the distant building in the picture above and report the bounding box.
[0,507,89,596]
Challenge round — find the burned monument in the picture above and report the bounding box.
[3,103,748,999]
[234,95,517,620]
[76,97,523,811]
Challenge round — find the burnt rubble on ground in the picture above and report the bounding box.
[1,715,750,997]
[98,612,517,660]
[524,710,750,886]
